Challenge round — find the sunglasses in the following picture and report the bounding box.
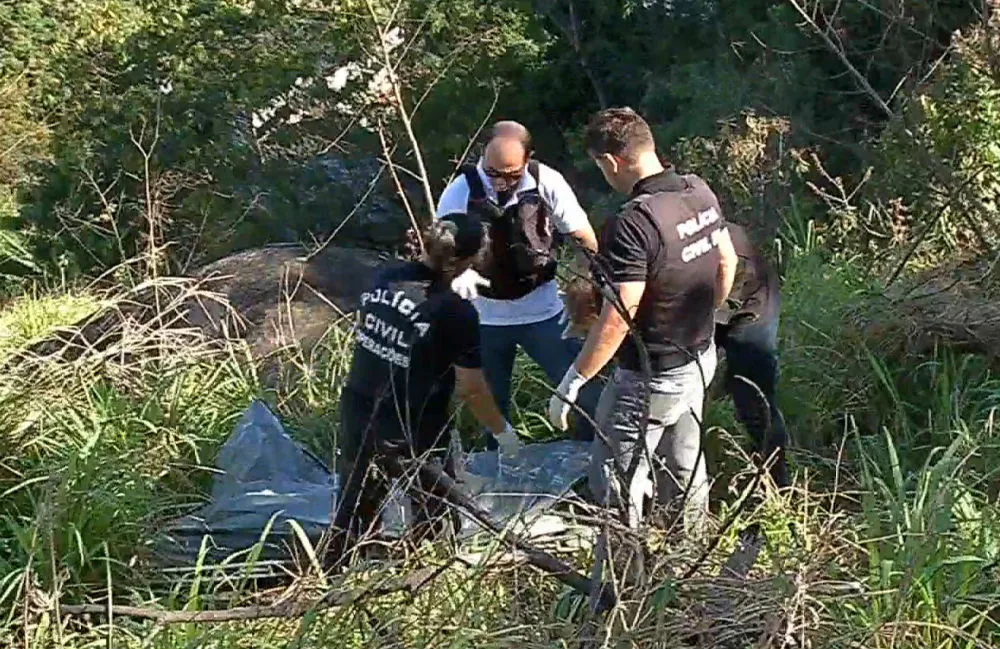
[483,166,525,182]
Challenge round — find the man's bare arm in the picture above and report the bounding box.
[573,281,645,379]
[715,227,738,307]
[454,366,507,435]
[567,224,599,253]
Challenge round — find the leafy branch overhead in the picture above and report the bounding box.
[5,1,1000,648]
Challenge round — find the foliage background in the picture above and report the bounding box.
[5,1,1000,647]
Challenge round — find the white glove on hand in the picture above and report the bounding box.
[627,470,655,529]
[557,308,575,339]
[451,268,490,300]
[548,365,588,431]
[448,428,469,482]
[494,422,522,457]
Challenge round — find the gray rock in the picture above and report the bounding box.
[8,243,391,367]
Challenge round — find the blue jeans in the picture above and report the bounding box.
[480,311,602,445]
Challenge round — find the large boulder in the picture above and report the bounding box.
[187,243,389,357]
[10,244,391,367]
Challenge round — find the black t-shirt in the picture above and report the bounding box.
[725,223,780,325]
[596,167,728,371]
[344,261,481,446]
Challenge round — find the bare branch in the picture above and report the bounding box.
[364,0,437,227]
[58,565,441,625]
[377,122,424,254]
[383,454,617,612]
[535,0,608,108]
[785,0,895,119]
[450,83,500,180]
[300,146,396,263]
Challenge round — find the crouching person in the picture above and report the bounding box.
[548,108,737,563]
[714,223,789,489]
[329,212,520,561]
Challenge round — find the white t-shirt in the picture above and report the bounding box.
[435,159,590,326]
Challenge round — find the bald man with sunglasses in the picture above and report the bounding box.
[434,121,602,449]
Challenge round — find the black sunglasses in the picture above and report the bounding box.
[483,166,525,182]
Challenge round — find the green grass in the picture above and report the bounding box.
[2,250,1000,648]
[0,288,101,357]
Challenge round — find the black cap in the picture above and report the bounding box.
[439,211,485,259]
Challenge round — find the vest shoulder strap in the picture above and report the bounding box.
[625,192,654,213]
[527,159,540,183]
[459,164,487,202]
[623,192,667,248]
[661,168,691,192]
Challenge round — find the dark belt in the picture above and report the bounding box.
[622,339,712,374]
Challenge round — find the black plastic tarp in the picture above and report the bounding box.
[156,400,590,566]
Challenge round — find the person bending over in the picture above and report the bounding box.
[331,212,517,558]
[714,223,789,489]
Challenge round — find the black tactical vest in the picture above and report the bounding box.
[615,170,728,372]
[460,161,558,300]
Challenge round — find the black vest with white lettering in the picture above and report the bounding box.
[460,162,558,300]
[345,262,455,435]
[620,170,728,372]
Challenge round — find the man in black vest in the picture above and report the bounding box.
[435,121,603,447]
[713,223,789,489]
[549,107,738,537]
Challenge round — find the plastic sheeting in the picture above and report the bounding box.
[156,400,590,566]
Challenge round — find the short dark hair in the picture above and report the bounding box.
[583,107,655,161]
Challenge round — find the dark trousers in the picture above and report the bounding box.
[715,317,789,489]
[331,391,456,558]
[480,311,603,444]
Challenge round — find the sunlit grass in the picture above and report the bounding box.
[0,289,101,357]
[2,249,1000,648]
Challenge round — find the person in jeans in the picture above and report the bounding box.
[331,212,516,560]
[713,223,789,489]
[548,107,738,540]
[435,120,602,446]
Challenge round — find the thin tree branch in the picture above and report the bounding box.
[386,454,617,613]
[535,0,608,108]
[377,123,424,254]
[300,144,397,263]
[785,0,895,119]
[58,565,442,625]
[365,0,437,227]
[450,83,500,180]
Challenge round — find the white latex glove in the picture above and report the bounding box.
[494,422,522,457]
[448,428,469,482]
[558,308,574,340]
[451,268,490,300]
[627,470,655,529]
[548,365,588,431]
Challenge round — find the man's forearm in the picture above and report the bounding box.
[455,369,507,434]
[716,267,735,307]
[573,304,629,379]
[572,281,644,378]
[569,227,598,253]
[465,396,507,436]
